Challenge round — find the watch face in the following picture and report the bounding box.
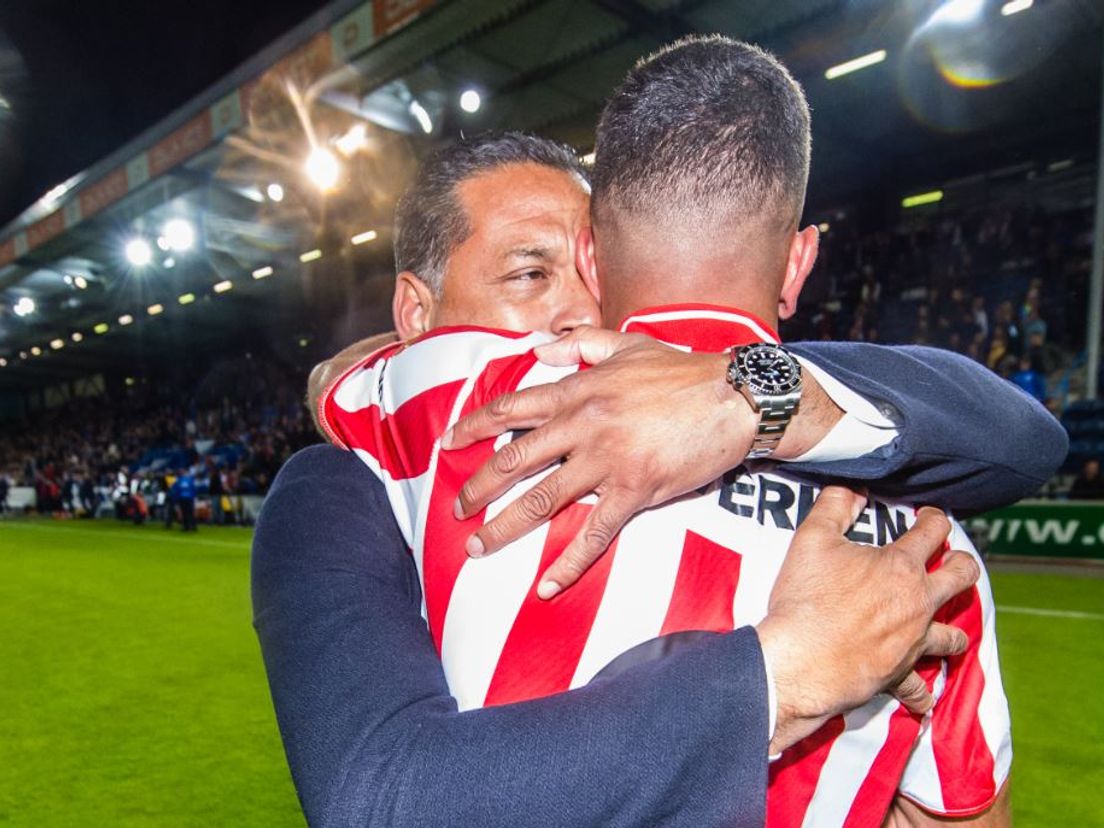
[735,343,802,396]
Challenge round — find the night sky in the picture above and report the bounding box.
[0,0,326,229]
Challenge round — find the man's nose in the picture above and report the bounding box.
[551,281,601,335]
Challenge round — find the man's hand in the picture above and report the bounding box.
[756,487,980,754]
[443,326,842,599]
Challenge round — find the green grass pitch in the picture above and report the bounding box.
[1,519,1102,826]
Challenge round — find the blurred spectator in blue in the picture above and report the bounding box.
[170,469,198,532]
[1011,355,1047,402]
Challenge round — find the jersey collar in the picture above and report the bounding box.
[617,303,781,351]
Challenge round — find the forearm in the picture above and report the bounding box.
[786,342,1069,514]
[253,446,771,827]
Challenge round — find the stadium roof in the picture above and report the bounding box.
[0,0,1101,391]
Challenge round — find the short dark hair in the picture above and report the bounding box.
[394,132,588,293]
[592,35,810,229]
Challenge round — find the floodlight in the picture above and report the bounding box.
[0,358,6,367]
[213,280,233,294]
[125,237,153,267]
[933,0,984,24]
[581,151,596,165]
[118,314,134,326]
[1001,0,1032,14]
[252,266,273,280]
[162,218,195,252]
[305,147,341,191]
[73,275,88,290]
[71,332,83,343]
[825,50,887,80]
[163,257,176,269]
[299,249,322,263]
[335,123,368,156]
[266,183,285,202]
[94,323,109,335]
[178,293,196,305]
[409,100,433,134]
[50,339,64,350]
[459,89,482,113]
[148,304,164,316]
[30,346,42,356]
[351,230,377,245]
[13,297,35,317]
[902,190,944,208]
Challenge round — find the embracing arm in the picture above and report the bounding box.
[786,342,1068,515]
[252,445,771,828]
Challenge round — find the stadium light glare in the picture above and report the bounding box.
[266,183,285,202]
[825,50,887,80]
[125,237,153,267]
[299,249,323,263]
[147,304,164,316]
[50,338,64,350]
[932,0,984,25]
[252,266,273,280]
[30,346,42,356]
[178,293,196,305]
[335,123,369,157]
[351,230,377,246]
[118,314,134,326]
[156,236,171,251]
[902,190,944,208]
[305,147,341,191]
[409,100,433,134]
[1000,0,1032,15]
[459,89,482,113]
[163,257,176,269]
[1048,159,1073,173]
[73,275,88,290]
[19,351,27,360]
[213,280,233,294]
[71,332,83,343]
[94,322,109,335]
[162,218,195,252]
[298,337,309,348]
[12,296,35,317]
[581,151,596,165]
[63,274,73,286]
[0,358,6,368]
[818,222,831,233]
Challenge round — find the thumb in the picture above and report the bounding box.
[534,326,625,366]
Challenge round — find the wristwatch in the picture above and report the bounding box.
[726,342,803,459]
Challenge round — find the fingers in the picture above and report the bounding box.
[455,426,573,519]
[465,464,592,558]
[795,485,866,536]
[891,671,935,715]
[537,491,637,599]
[926,550,981,609]
[532,326,633,367]
[921,621,969,659]
[892,507,952,566]
[443,383,565,450]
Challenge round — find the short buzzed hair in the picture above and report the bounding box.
[592,35,811,230]
[394,132,588,293]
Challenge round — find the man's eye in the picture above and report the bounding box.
[510,270,547,282]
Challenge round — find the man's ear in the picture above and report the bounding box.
[393,271,437,341]
[576,226,601,303]
[778,225,819,321]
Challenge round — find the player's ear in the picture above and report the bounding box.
[778,225,819,321]
[393,271,437,341]
[576,226,601,303]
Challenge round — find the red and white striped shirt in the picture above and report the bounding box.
[320,304,1011,826]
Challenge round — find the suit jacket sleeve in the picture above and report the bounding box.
[786,342,1068,516]
[252,445,769,828]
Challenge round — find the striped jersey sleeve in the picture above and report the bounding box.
[897,521,1012,817]
[318,326,548,547]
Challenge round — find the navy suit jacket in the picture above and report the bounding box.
[252,342,1066,827]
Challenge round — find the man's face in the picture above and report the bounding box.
[430,163,600,335]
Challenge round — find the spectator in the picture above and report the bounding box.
[1011,355,1047,402]
[1069,459,1104,500]
[171,469,198,533]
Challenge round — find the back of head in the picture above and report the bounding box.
[591,36,811,318]
[394,132,587,294]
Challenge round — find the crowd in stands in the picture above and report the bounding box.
[0,355,318,524]
[1,199,1102,513]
